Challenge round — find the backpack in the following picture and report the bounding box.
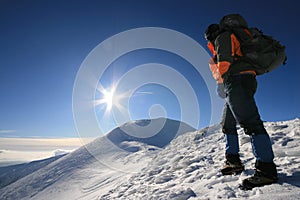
[220,14,287,75]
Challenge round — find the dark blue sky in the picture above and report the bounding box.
[0,0,299,138]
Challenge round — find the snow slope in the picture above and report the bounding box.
[100,118,300,200]
[0,154,65,189]
[0,118,195,200]
[0,118,299,200]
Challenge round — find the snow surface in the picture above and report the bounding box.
[0,118,299,200]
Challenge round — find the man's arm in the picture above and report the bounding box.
[214,32,233,78]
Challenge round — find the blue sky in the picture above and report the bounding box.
[0,0,299,138]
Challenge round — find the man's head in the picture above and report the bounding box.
[205,23,220,42]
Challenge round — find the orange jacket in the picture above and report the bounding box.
[208,31,256,83]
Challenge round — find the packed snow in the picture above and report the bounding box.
[0,118,299,200]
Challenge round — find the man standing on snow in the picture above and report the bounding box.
[204,14,278,189]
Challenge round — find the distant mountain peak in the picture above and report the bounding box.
[106,118,196,150]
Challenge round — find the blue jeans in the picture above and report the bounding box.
[222,74,274,162]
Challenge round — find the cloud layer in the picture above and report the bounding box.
[0,138,92,167]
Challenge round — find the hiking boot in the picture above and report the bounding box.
[240,170,278,190]
[240,161,278,190]
[221,160,245,175]
[221,154,244,175]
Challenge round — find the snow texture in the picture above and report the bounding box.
[0,118,299,200]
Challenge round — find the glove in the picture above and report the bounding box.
[216,83,226,99]
[209,58,223,83]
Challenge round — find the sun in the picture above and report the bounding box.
[94,85,117,113]
[102,88,115,110]
[94,83,131,116]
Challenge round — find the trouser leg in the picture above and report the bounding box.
[225,134,239,155]
[250,134,274,162]
[224,74,275,163]
[225,75,266,135]
[221,103,239,155]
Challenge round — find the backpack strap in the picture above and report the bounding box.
[228,28,255,61]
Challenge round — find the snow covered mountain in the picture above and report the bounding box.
[0,118,195,200]
[0,118,299,200]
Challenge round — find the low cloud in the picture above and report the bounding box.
[0,130,16,134]
[0,137,93,167]
[53,149,73,157]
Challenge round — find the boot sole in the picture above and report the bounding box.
[221,167,244,175]
[239,178,277,190]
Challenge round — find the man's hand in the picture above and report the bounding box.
[217,83,226,99]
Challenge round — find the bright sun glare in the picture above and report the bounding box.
[102,88,114,110]
[95,85,116,112]
[94,84,128,115]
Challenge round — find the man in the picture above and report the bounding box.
[205,14,278,189]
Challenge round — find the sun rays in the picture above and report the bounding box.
[94,84,129,117]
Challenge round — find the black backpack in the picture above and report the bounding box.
[220,14,287,75]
